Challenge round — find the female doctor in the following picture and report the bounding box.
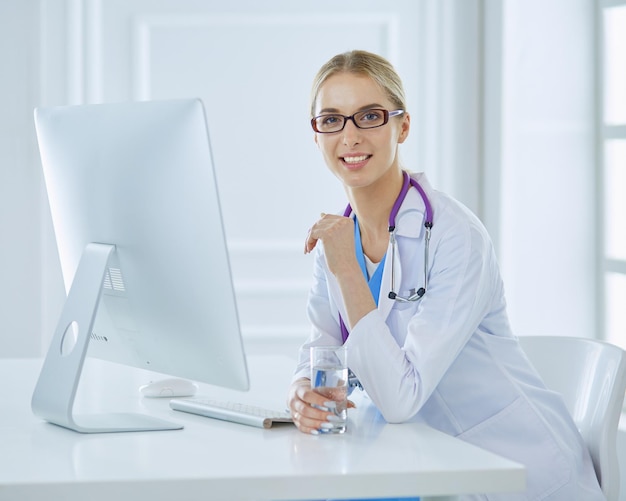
[287,50,604,500]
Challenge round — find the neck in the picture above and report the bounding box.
[347,169,405,258]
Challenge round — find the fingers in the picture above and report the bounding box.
[304,226,318,254]
[291,400,333,435]
[288,378,343,435]
[304,213,325,254]
[303,212,333,255]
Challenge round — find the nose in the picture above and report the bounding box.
[342,118,362,147]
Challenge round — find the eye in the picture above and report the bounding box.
[365,111,383,121]
[321,115,341,126]
[357,109,385,126]
[314,114,344,132]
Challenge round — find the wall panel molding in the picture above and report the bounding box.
[228,239,311,340]
[131,12,399,101]
[5,0,428,356]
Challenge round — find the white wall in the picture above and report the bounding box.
[0,0,598,352]
[0,0,57,356]
[499,0,596,340]
[1,0,434,357]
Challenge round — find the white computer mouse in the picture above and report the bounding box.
[139,378,198,398]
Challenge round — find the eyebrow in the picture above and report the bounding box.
[317,103,386,115]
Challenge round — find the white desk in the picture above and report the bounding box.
[0,356,525,501]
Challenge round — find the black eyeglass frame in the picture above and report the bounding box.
[311,108,405,134]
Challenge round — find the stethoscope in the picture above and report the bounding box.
[340,170,434,345]
[343,170,434,302]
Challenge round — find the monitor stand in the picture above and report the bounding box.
[31,243,183,433]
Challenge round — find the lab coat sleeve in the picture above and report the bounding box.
[345,212,503,423]
[292,244,344,382]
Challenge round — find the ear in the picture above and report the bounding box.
[314,133,320,148]
[397,112,410,144]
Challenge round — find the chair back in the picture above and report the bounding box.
[519,335,626,501]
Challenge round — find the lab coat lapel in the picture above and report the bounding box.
[378,181,428,322]
[377,239,397,322]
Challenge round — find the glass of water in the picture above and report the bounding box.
[310,345,348,434]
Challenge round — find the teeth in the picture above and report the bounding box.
[343,155,369,164]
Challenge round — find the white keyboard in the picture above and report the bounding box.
[170,397,293,429]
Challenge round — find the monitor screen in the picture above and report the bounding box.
[32,98,249,433]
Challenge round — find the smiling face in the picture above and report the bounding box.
[313,72,410,191]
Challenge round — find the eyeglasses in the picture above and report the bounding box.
[311,109,404,134]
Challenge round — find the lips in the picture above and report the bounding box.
[341,154,372,169]
[342,154,370,164]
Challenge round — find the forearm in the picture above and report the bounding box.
[345,312,422,422]
[334,265,377,331]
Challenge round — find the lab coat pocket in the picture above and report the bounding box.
[387,298,419,340]
[457,397,570,500]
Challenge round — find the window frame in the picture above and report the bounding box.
[596,0,626,346]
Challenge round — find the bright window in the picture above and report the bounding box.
[606,273,626,346]
[599,0,626,348]
[603,5,626,125]
[604,141,626,261]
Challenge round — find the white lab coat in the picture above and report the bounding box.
[293,173,604,500]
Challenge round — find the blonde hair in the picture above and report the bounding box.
[310,50,407,117]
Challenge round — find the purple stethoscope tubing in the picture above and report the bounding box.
[342,171,433,229]
[340,171,434,342]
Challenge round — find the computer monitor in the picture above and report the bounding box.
[31,98,249,433]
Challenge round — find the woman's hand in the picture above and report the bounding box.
[287,377,355,435]
[304,213,357,277]
[304,212,377,330]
